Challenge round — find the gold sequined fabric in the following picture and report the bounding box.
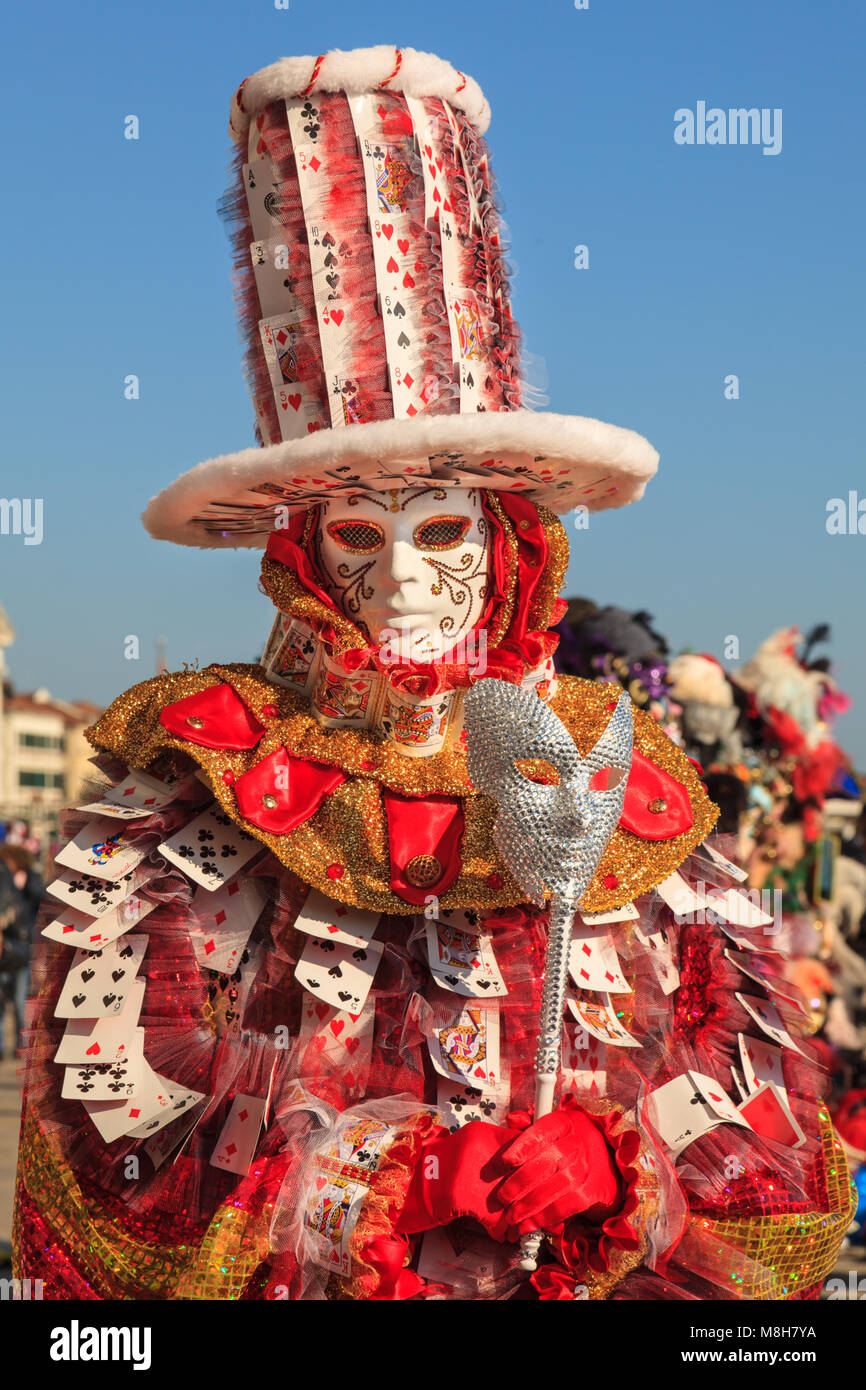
[14,1112,271,1300]
[85,665,717,915]
[680,1110,855,1299]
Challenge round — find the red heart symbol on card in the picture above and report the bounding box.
[288,394,301,411]
[443,198,453,213]
[315,1176,327,1191]
[86,1043,100,1056]
[330,309,344,326]
[398,238,409,255]
[386,256,399,273]
[329,1020,344,1038]
[473,1066,486,1079]
[381,223,394,239]
[402,272,415,288]
[423,143,432,158]
[345,1037,360,1054]
[315,1003,329,1020]
[307,422,321,433]
[433,188,441,203]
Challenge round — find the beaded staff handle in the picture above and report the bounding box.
[462,679,634,1273]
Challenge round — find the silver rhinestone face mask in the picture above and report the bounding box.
[462,679,634,909]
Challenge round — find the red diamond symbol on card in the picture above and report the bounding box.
[403,373,414,388]
[215,910,226,926]
[129,1108,141,1119]
[579,969,590,981]
[581,943,592,957]
[604,971,615,983]
[308,156,321,172]
[205,939,216,954]
[275,330,288,344]
[62,925,74,934]
[239,1109,248,1123]
[144,797,156,806]
[226,1142,237,1157]
[406,404,417,416]
[123,788,135,797]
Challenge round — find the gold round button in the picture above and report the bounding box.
[648,797,667,814]
[405,854,442,888]
[262,793,278,809]
[186,715,204,728]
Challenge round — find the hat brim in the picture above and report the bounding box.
[142,409,659,549]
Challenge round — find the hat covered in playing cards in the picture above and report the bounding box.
[143,45,659,549]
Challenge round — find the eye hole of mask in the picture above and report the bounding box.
[589,765,628,792]
[412,516,472,551]
[325,520,385,553]
[514,759,562,786]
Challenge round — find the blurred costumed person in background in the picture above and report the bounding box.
[14,47,853,1301]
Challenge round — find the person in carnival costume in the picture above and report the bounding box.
[14,47,854,1301]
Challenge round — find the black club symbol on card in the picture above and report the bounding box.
[449,1092,469,1112]
[200,847,216,860]
[198,829,214,842]
[220,845,237,860]
[214,813,231,826]
[478,1099,496,1116]
[178,845,195,861]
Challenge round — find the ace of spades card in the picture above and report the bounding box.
[427,1004,501,1088]
[646,1070,752,1159]
[159,804,261,890]
[295,935,383,1013]
[54,936,149,1019]
[61,1028,146,1100]
[55,818,149,882]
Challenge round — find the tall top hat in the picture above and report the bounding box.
[143,45,659,549]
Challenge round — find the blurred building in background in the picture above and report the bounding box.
[0,601,102,841]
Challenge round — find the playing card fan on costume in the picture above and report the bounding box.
[142,45,658,548]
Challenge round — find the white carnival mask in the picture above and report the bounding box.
[314,486,490,664]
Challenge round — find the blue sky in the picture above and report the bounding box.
[2,0,864,759]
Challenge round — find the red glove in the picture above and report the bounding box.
[396,1105,622,1244]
